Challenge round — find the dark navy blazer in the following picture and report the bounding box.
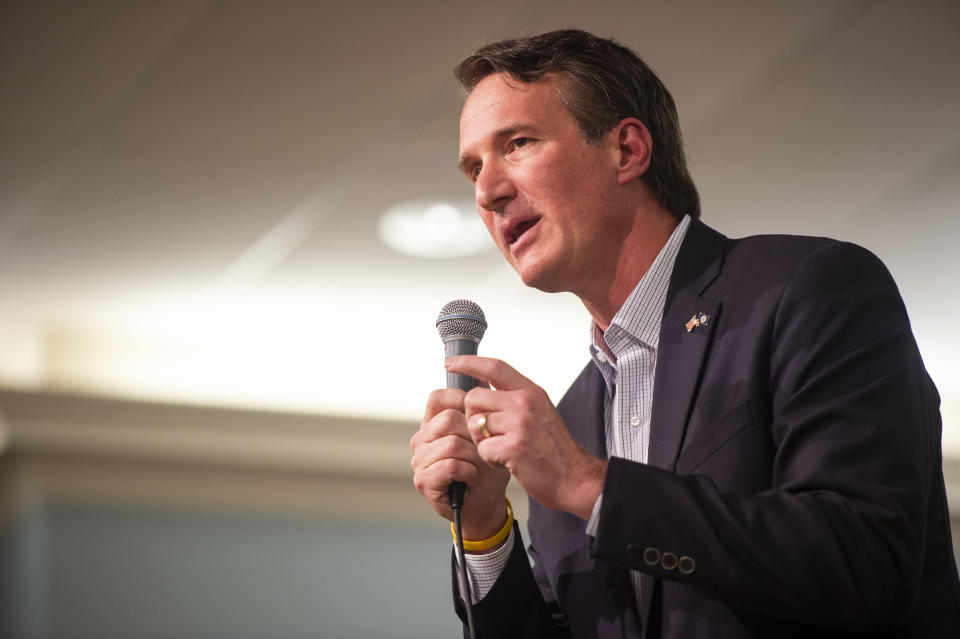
[455,219,960,638]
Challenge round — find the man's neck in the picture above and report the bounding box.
[580,209,680,331]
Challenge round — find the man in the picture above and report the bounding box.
[409,29,960,637]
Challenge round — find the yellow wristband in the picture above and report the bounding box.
[451,498,514,552]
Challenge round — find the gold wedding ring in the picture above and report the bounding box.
[478,413,491,439]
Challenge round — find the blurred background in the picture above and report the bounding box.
[1,1,958,637]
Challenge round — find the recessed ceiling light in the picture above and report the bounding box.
[377,197,493,258]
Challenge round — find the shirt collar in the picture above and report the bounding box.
[590,214,691,363]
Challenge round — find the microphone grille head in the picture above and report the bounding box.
[436,299,487,343]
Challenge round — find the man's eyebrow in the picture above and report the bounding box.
[456,124,532,171]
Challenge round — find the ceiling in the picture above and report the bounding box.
[1,1,958,449]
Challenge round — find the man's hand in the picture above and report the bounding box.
[447,355,607,521]
[410,387,511,541]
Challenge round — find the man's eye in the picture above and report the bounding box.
[472,166,481,181]
[513,138,531,149]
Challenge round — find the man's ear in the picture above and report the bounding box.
[613,118,652,186]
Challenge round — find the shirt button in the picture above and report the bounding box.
[630,416,640,427]
[597,352,607,363]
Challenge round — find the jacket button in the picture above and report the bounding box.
[660,552,678,571]
[626,544,644,561]
[678,555,696,574]
[642,547,661,566]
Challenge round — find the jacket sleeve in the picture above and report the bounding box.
[452,522,569,639]
[591,241,943,631]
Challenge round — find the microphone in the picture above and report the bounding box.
[436,299,488,392]
[436,299,486,639]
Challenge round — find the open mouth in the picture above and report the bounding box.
[506,217,541,246]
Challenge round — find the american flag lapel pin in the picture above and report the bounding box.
[685,312,711,333]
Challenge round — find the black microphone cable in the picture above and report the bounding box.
[449,481,477,639]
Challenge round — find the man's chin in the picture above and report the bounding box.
[515,262,567,294]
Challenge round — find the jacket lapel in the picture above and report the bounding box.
[640,219,726,634]
[648,218,726,471]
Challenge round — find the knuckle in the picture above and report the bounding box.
[437,435,457,457]
[432,410,450,427]
[427,410,447,430]
[425,388,463,415]
[440,458,459,477]
[437,408,465,428]
[423,390,443,417]
[463,389,480,411]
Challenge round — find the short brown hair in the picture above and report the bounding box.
[455,29,700,220]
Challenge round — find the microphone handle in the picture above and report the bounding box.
[445,338,479,391]
[445,338,478,508]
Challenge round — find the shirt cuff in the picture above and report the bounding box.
[455,527,515,604]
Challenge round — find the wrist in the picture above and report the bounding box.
[570,459,607,521]
[452,498,513,553]
[460,493,510,540]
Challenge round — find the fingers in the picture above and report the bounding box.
[422,387,466,422]
[411,389,512,527]
[410,434,480,486]
[414,358,604,522]
[410,408,483,513]
[463,404,524,470]
[445,356,535,391]
[461,382,550,446]
[465,410,496,445]
[413,389,472,460]
[472,415,514,468]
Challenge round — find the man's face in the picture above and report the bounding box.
[458,73,627,294]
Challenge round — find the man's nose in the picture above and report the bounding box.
[475,163,516,212]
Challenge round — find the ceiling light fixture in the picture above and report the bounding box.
[377,197,493,258]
